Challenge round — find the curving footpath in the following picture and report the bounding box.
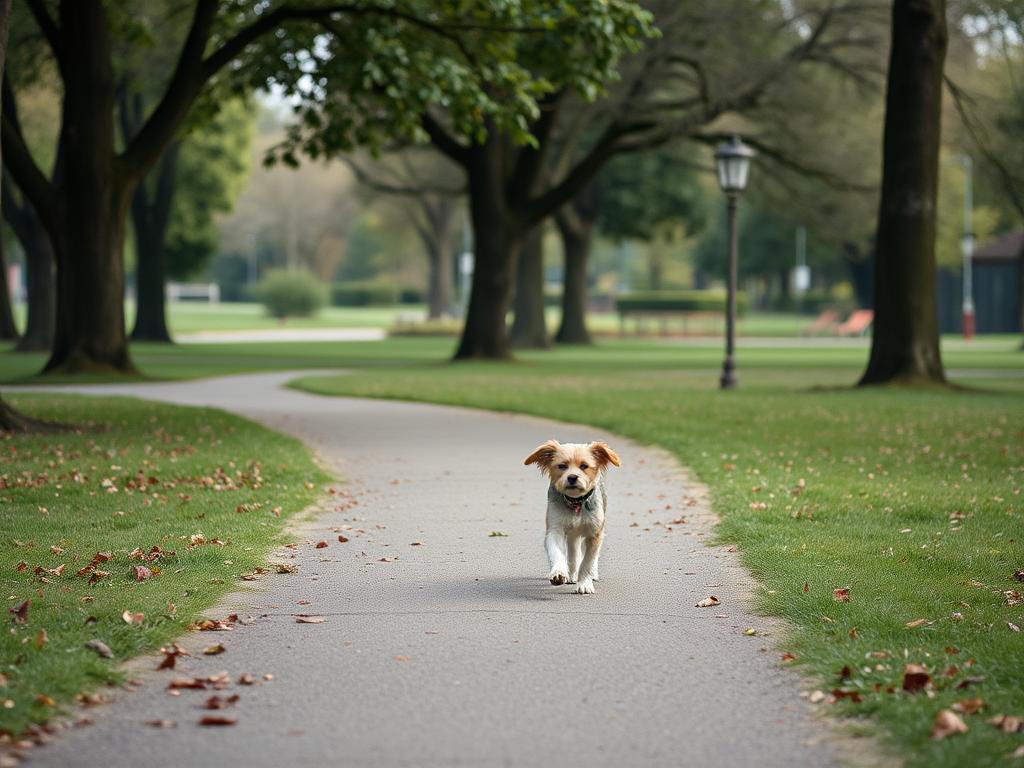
[18,372,855,768]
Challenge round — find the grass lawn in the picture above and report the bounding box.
[286,344,1024,768]
[0,395,328,735]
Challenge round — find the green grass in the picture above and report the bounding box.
[0,395,328,735]
[288,345,1024,768]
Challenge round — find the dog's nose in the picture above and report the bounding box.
[567,474,579,484]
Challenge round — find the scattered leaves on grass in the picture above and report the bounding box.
[696,596,720,608]
[15,561,27,572]
[956,676,986,690]
[35,694,56,707]
[931,709,969,740]
[157,643,188,670]
[832,588,851,602]
[294,615,325,624]
[198,715,236,726]
[35,629,48,648]
[1004,590,1024,607]
[85,640,113,659]
[848,627,858,639]
[34,564,66,578]
[9,600,28,624]
[1013,570,1024,583]
[831,689,862,703]
[122,610,145,626]
[131,566,153,582]
[1009,622,1021,633]
[203,644,226,655]
[988,715,1024,733]
[902,664,931,693]
[952,698,986,715]
[780,652,796,663]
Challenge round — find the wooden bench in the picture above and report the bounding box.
[618,310,724,337]
[802,309,839,336]
[836,309,873,336]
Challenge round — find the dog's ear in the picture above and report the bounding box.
[589,441,622,468]
[524,439,560,468]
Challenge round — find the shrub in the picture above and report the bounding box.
[331,282,400,307]
[615,290,749,315]
[252,269,327,319]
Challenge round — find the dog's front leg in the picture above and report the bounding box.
[567,536,583,583]
[573,531,604,594]
[545,529,570,585]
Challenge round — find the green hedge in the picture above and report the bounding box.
[252,269,327,318]
[331,282,424,306]
[616,290,749,315]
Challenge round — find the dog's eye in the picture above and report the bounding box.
[579,463,589,470]
[557,463,568,470]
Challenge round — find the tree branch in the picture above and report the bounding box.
[421,111,470,167]
[1,75,55,223]
[26,0,61,69]
[343,156,465,196]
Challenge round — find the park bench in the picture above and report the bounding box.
[802,309,839,335]
[615,291,744,337]
[836,309,874,336]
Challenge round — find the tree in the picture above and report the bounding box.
[509,224,548,347]
[554,180,601,344]
[3,170,55,351]
[860,0,948,385]
[4,0,503,374]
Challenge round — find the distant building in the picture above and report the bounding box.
[937,230,1023,334]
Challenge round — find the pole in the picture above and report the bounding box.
[961,154,975,339]
[720,194,739,390]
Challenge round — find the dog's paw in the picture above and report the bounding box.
[549,569,569,586]
[568,571,579,584]
[574,578,595,595]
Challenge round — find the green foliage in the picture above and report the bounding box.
[254,0,655,162]
[252,269,328,318]
[331,281,401,307]
[615,290,748,315]
[0,395,326,735]
[164,99,255,280]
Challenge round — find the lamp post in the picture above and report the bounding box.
[714,136,755,390]
[960,154,975,340]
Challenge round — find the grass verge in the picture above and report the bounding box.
[0,394,328,735]
[290,352,1024,768]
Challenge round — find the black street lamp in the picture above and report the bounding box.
[714,136,755,390]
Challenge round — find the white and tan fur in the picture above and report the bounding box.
[524,440,622,595]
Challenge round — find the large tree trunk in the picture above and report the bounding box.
[0,234,17,340]
[419,197,455,320]
[4,173,56,352]
[509,225,549,348]
[130,141,179,343]
[454,139,518,360]
[860,0,947,385]
[555,209,594,345]
[42,1,135,374]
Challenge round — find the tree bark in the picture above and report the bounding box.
[4,173,56,352]
[455,137,517,359]
[860,0,947,385]
[509,225,549,348]
[555,209,595,345]
[416,196,455,320]
[0,234,17,340]
[130,141,180,343]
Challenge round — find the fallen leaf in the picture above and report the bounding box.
[15,561,27,572]
[35,694,56,707]
[203,644,226,655]
[85,639,113,659]
[198,715,236,726]
[831,689,862,703]
[337,535,349,543]
[1010,745,1024,759]
[410,542,422,546]
[1009,622,1021,633]
[131,566,152,582]
[34,564,65,578]
[743,628,757,636]
[49,545,64,555]
[803,582,809,593]
[294,615,325,624]
[203,694,240,710]
[808,690,827,703]
[848,626,858,639]
[781,652,796,662]
[1013,570,1024,583]
[951,698,986,715]
[393,655,411,662]
[35,629,48,648]
[695,596,720,608]
[488,531,508,537]
[9,600,28,624]
[315,541,328,549]
[87,570,110,585]
[988,715,1024,733]
[832,588,851,602]
[193,618,232,631]
[932,709,968,740]
[157,643,188,670]
[905,618,929,629]
[902,664,932,693]
[122,610,144,626]
[143,719,176,729]
[956,676,986,690]
[274,563,298,574]
[839,665,852,681]
[168,677,207,690]
[238,673,256,685]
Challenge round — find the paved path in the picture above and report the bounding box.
[20,372,849,768]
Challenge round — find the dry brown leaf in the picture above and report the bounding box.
[905,618,929,629]
[315,541,328,549]
[1008,622,1021,633]
[8,600,29,624]
[902,664,931,693]
[1005,590,1024,607]
[780,652,796,662]
[951,698,986,715]
[337,535,349,543]
[203,644,226,655]
[144,719,176,728]
[35,694,56,707]
[988,715,1024,733]
[931,709,968,740]
[122,610,144,625]
[695,596,720,608]
[35,629,48,648]
[132,566,152,582]
[294,615,325,624]
[85,639,113,658]
[157,643,188,670]
[956,676,986,690]
[832,588,851,602]
[237,673,256,685]
[198,715,236,726]
[274,563,298,574]
[202,694,240,710]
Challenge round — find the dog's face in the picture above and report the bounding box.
[524,440,621,497]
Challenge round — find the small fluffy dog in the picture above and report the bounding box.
[524,440,621,594]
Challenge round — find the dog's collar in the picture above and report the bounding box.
[561,487,596,514]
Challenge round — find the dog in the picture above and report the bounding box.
[524,440,621,594]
